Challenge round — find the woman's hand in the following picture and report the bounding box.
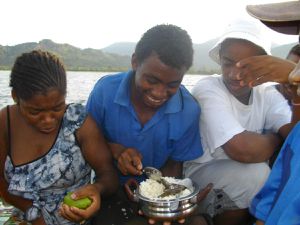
[59,184,100,223]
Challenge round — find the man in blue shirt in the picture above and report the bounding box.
[87,24,210,225]
[237,1,300,225]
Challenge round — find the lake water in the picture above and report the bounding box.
[0,70,206,109]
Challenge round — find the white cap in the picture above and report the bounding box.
[209,18,271,64]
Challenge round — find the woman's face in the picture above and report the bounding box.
[220,40,264,101]
[16,89,66,134]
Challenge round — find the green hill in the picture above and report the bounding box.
[101,40,298,74]
[192,38,220,74]
[0,39,131,71]
[102,42,136,56]
[0,39,297,74]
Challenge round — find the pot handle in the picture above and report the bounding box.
[124,178,139,202]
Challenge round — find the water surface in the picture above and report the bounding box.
[0,71,206,108]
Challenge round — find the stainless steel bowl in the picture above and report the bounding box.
[132,181,200,221]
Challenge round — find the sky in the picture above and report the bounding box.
[1,0,298,50]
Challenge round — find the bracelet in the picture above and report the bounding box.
[292,100,300,106]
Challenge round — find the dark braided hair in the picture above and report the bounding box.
[9,50,66,101]
[134,24,193,70]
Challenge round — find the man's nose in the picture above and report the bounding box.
[152,84,168,98]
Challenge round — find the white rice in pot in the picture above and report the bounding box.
[139,177,192,200]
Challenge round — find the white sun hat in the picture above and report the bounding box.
[209,18,272,64]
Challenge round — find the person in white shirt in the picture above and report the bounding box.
[184,19,294,225]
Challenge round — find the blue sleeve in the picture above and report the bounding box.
[250,127,298,222]
[250,155,283,221]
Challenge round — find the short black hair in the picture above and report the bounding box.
[9,50,67,100]
[134,24,193,70]
[219,38,267,57]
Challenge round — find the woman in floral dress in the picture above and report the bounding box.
[0,50,119,224]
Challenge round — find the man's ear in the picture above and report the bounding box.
[131,53,138,71]
[11,90,18,104]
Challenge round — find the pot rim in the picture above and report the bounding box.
[136,180,200,203]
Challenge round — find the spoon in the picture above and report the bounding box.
[142,167,162,181]
[142,167,187,197]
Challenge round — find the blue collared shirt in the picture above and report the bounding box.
[86,71,203,183]
[250,122,300,225]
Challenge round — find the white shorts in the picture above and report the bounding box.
[184,159,270,217]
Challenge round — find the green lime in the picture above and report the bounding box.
[63,192,92,209]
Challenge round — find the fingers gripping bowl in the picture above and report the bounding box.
[126,177,200,221]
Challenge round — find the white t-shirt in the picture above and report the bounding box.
[184,75,291,172]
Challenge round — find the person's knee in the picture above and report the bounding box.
[187,161,270,217]
[233,163,270,206]
[214,162,270,207]
[193,161,269,190]
[243,163,270,190]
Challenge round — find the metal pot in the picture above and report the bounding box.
[125,179,200,221]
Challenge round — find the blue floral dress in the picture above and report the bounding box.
[5,103,92,224]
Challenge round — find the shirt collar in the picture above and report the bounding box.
[114,70,183,114]
[114,70,133,107]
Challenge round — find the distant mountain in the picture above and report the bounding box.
[192,38,219,73]
[0,39,131,71]
[0,39,297,73]
[100,40,221,73]
[101,40,298,74]
[102,42,136,56]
